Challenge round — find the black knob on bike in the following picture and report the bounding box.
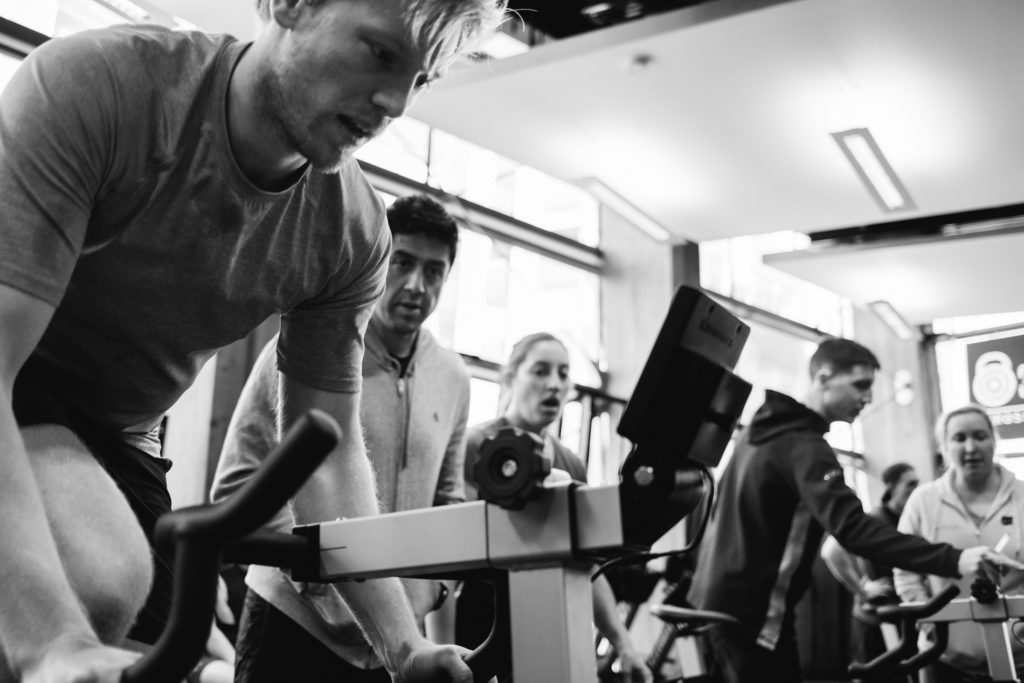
[971,577,998,604]
[474,426,550,509]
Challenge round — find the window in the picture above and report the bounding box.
[361,124,601,248]
[424,229,601,386]
[428,129,599,247]
[700,231,845,336]
[355,118,431,185]
[467,376,501,429]
[1,0,163,39]
[0,50,19,92]
[733,320,817,425]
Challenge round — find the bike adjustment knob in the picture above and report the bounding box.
[474,426,550,510]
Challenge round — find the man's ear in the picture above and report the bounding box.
[268,0,307,29]
[812,366,833,389]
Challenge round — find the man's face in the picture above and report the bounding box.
[374,233,451,336]
[260,0,435,171]
[820,364,875,423]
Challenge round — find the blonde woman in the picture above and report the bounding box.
[895,404,1024,681]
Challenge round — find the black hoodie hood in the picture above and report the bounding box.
[747,390,830,445]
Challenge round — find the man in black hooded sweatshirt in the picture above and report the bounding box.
[687,338,1022,683]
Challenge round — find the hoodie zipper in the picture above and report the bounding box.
[397,374,410,470]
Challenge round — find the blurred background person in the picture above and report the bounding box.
[821,462,919,682]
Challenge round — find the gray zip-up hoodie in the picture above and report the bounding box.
[211,321,470,667]
[895,463,1024,674]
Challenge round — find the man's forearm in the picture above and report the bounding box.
[820,536,866,596]
[0,399,95,672]
[283,421,426,672]
[591,574,633,653]
[278,379,433,672]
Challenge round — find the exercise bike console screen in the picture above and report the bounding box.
[617,286,752,548]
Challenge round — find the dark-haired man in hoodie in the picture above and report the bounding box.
[687,338,1023,683]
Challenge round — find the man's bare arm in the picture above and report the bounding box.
[277,372,471,681]
[0,283,138,679]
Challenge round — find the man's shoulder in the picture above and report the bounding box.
[42,24,231,76]
[332,160,388,227]
[21,25,236,134]
[424,335,470,378]
[737,420,829,459]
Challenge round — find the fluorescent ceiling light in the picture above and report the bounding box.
[869,300,916,340]
[576,177,672,241]
[93,0,149,23]
[831,128,915,212]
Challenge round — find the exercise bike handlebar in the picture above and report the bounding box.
[847,584,959,678]
[121,409,341,683]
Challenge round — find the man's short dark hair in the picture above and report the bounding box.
[386,194,459,266]
[809,338,880,377]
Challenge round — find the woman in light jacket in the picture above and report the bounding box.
[895,404,1024,681]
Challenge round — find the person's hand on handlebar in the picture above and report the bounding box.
[860,577,897,616]
[617,646,654,683]
[392,640,474,683]
[22,633,140,683]
[958,545,1024,584]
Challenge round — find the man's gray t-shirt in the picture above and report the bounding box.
[0,25,390,445]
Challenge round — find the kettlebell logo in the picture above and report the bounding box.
[972,351,1019,408]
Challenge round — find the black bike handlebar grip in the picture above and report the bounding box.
[875,584,960,622]
[648,604,740,627]
[154,409,341,550]
[848,585,959,678]
[847,630,917,677]
[893,624,949,675]
[122,410,340,683]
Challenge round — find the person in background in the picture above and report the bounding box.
[458,332,653,683]
[0,0,505,680]
[211,193,471,682]
[895,405,1024,682]
[686,338,1024,683]
[821,462,920,682]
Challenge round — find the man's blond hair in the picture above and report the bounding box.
[255,0,508,76]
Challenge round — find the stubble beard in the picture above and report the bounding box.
[258,64,349,174]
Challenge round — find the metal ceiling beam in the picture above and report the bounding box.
[507,0,704,38]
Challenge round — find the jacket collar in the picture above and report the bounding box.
[747,390,830,445]
[364,316,435,374]
[937,462,1017,522]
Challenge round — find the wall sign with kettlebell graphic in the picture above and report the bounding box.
[968,334,1024,439]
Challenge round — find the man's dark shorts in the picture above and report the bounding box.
[235,590,391,683]
[12,357,174,645]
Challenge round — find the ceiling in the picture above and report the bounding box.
[149,0,1024,325]
[765,228,1024,326]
